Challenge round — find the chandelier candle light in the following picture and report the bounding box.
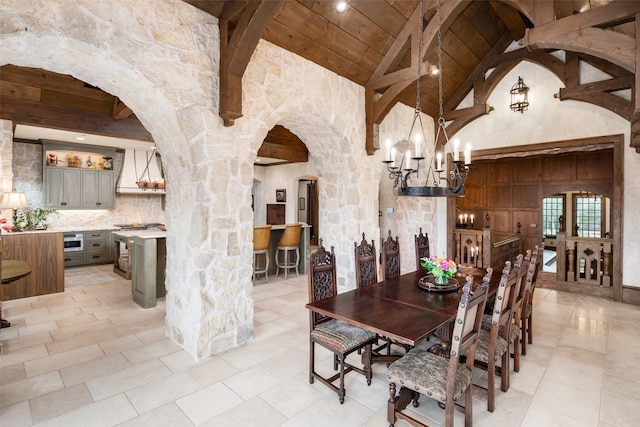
[382,0,471,197]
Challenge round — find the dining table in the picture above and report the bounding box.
[1,259,32,329]
[305,266,499,362]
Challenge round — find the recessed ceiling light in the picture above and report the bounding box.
[76,136,85,141]
[336,0,348,13]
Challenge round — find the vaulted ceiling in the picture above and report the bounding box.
[2,0,639,162]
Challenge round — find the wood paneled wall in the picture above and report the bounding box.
[457,149,614,253]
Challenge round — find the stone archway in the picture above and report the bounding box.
[1,1,256,359]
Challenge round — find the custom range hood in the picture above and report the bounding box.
[116,149,166,194]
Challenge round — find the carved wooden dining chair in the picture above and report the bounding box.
[414,227,430,271]
[354,232,377,288]
[510,252,529,373]
[473,261,517,412]
[308,239,376,404]
[387,273,490,427]
[521,244,543,355]
[381,230,400,280]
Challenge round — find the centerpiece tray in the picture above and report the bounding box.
[418,275,459,293]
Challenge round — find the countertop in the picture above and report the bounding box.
[112,230,167,239]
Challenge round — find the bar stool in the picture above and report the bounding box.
[253,225,272,282]
[275,223,302,279]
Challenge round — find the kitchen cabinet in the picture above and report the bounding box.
[63,230,116,268]
[1,232,64,300]
[43,142,117,210]
[45,167,82,208]
[82,170,115,208]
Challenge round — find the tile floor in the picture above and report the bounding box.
[1,264,639,426]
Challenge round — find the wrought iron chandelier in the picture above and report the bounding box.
[382,0,470,197]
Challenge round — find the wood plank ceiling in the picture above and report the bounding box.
[1,0,637,163]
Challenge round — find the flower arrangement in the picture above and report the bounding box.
[421,255,460,284]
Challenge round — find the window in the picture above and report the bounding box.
[573,194,604,238]
[542,195,564,236]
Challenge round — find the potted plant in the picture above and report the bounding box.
[15,206,59,231]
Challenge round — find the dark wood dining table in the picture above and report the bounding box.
[1,259,32,329]
[305,266,499,351]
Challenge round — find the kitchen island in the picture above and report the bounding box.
[112,229,166,308]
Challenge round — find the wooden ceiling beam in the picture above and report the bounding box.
[112,98,133,120]
[521,2,640,72]
[257,141,308,163]
[1,96,153,142]
[219,0,284,127]
[559,75,634,99]
[364,0,465,154]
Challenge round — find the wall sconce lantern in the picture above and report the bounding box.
[510,76,529,113]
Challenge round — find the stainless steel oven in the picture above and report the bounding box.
[63,233,84,252]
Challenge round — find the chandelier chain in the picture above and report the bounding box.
[415,0,424,115]
[437,0,443,120]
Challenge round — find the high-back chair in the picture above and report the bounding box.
[275,223,302,280]
[308,239,377,404]
[521,243,543,355]
[252,225,271,282]
[414,227,430,271]
[387,272,491,427]
[381,230,400,280]
[354,233,377,288]
[473,261,517,412]
[510,252,529,372]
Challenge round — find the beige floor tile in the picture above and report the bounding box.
[532,378,600,424]
[98,333,144,355]
[46,328,117,354]
[160,349,204,373]
[16,320,59,338]
[602,372,640,402]
[0,371,64,408]
[282,395,375,427]
[29,382,93,424]
[25,344,105,378]
[85,358,172,401]
[0,342,49,368]
[0,401,32,427]
[186,355,240,387]
[600,389,640,427]
[0,330,52,353]
[259,377,327,419]
[125,371,202,414]
[121,338,181,365]
[116,402,195,427]
[49,318,114,340]
[60,353,131,386]
[223,364,283,400]
[34,394,138,427]
[175,382,244,425]
[260,347,308,380]
[521,401,596,427]
[200,396,288,427]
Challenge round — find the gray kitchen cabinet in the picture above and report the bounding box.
[82,170,115,209]
[44,167,82,209]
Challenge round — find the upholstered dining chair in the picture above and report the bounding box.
[252,225,271,282]
[381,230,400,280]
[473,261,517,412]
[308,239,377,404]
[521,244,543,355]
[354,232,377,288]
[387,272,491,427]
[275,223,302,280]
[414,227,430,271]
